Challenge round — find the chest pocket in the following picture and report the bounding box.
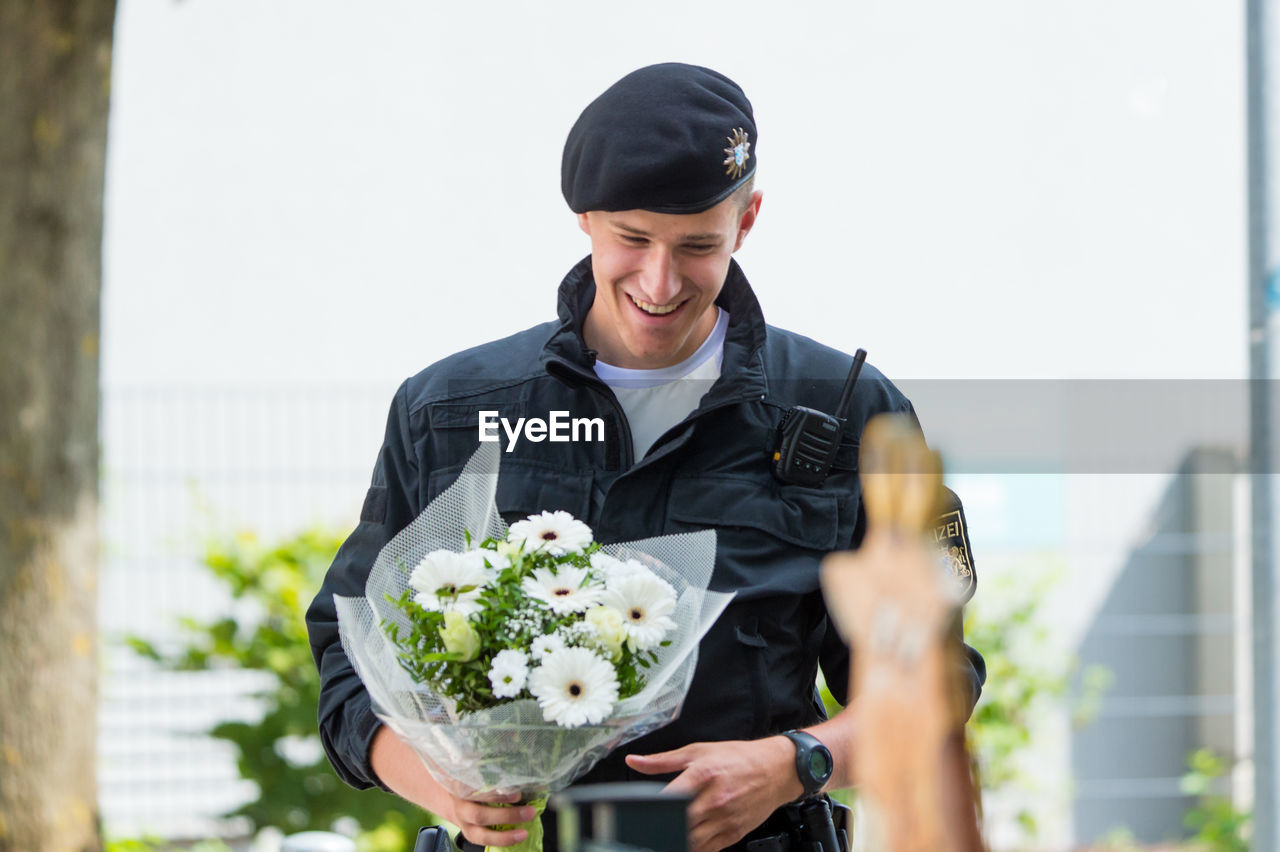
[425,460,593,529]
[493,462,594,527]
[422,400,526,485]
[666,475,840,596]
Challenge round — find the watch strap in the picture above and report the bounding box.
[781,729,833,798]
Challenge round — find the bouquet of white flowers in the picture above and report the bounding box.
[388,513,692,728]
[334,444,731,851]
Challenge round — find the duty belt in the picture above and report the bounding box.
[728,797,850,852]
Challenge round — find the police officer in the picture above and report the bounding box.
[306,63,986,852]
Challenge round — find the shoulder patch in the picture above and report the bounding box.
[932,488,976,603]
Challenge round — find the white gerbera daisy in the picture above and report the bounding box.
[508,510,593,555]
[592,553,650,586]
[528,647,619,728]
[487,649,530,699]
[588,551,624,577]
[601,572,679,650]
[409,549,492,616]
[531,632,567,661]
[521,565,605,615]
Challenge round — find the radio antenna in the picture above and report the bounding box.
[837,349,868,418]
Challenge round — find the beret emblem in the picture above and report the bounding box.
[723,127,751,179]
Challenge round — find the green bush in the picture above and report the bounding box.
[125,528,428,852]
[963,565,1111,839]
[816,562,1109,841]
[104,839,232,852]
[1092,750,1252,851]
[1179,749,1251,851]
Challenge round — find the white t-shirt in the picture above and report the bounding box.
[592,308,729,460]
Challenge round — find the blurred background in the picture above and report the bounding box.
[5,0,1269,849]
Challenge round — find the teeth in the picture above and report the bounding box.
[630,295,680,315]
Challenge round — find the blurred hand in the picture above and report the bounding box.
[370,726,536,848]
[626,737,803,852]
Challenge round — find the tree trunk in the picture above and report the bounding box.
[0,1,116,850]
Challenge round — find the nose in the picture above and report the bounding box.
[638,246,681,305]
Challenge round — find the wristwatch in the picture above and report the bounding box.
[781,729,833,798]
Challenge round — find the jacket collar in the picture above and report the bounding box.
[540,255,768,404]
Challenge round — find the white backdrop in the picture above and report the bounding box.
[103,0,1246,391]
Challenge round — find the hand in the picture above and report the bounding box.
[626,737,803,852]
[369,726,537,848]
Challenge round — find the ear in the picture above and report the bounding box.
[732,190,764,252]
[577,212,593,236]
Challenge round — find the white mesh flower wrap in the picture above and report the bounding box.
[334,442,732,798]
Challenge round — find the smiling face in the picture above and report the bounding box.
[578,189,762,370]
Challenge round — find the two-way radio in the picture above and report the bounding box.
[771,348,867,487]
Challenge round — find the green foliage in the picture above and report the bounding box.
[967,568,1087,788]
[1090,751,1251,851]
[956,567,1251,851]
[813,564,1104,826]
[105,838,231,852]
[814,563,1107,827]
[1093,827,1142,851]
[964,565,1110,839]
[104,838,165,852]
[1179,749,1251,851]
[125,528,427,852]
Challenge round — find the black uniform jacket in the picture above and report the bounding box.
[305,256,987,792]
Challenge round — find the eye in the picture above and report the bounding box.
[620,235,649,246]
[684,244,716,254]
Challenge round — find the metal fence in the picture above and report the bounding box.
[98,385,393,841]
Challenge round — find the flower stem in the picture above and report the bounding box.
[487,797,547,852]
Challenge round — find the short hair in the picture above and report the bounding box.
[730,176,756,214]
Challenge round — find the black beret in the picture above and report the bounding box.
[562,63,757,214]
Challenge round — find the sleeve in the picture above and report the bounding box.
[818,602,987,719]
[818,488,988,720]
[822,380,987,715]
[305,382,421,790]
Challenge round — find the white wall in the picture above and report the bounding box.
[104,0,1246,390]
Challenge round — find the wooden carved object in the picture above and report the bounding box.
[820,414,983,852]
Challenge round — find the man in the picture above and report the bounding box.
[306,63,986,852]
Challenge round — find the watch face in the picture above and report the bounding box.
[809,749,833,780]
